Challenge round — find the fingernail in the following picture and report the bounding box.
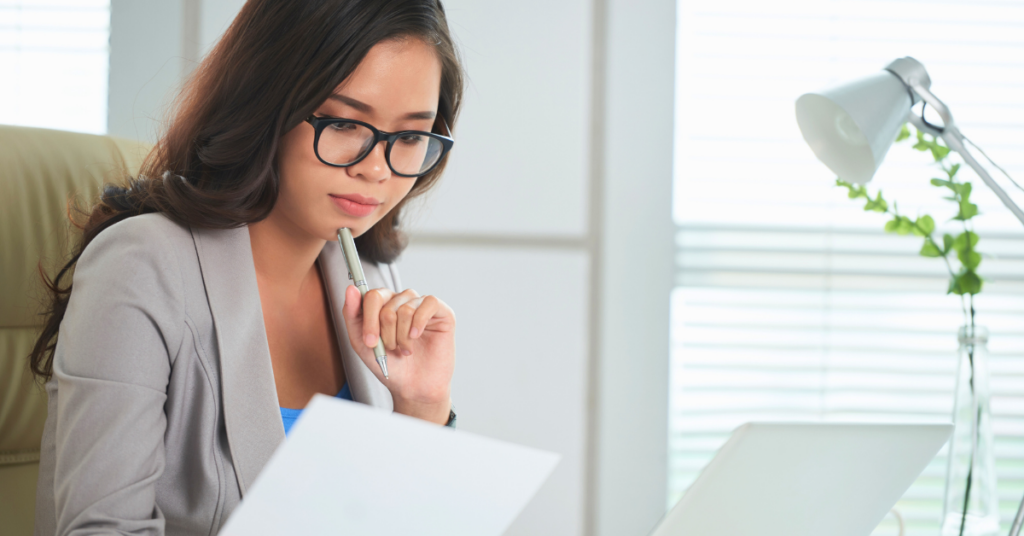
[409,327,420,339]
[402,349,412,356]
[365,334,377,347]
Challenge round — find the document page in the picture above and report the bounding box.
[219,394,560,536]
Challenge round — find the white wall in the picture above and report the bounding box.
[108,0,187,142]
[407,0,591,237]
[108,0,245,143]
[592,1,675,533]
[107,1,675,534]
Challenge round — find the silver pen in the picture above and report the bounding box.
[337,228,389,379]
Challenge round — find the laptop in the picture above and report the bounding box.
[650,422,953,536]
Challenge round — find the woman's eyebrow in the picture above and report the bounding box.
[328,93,436,121]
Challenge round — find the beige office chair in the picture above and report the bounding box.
[0,125,149,536]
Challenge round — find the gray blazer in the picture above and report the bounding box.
[35,213,400,536]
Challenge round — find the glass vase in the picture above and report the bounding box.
[941,325,999,536]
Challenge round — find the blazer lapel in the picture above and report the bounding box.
[318,241,394,411]
[191,224,283,496]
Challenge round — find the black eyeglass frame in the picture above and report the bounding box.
[305,115,455,178]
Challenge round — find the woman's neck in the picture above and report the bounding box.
[248,214,327,300]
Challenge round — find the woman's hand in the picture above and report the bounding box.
[341,286,455,425]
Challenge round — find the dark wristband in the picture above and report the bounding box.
[445,404,457,428]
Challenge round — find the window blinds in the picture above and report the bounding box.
[670,2,1024,535]
[0,0,110,134]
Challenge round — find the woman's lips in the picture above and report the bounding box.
[330,194,380,217]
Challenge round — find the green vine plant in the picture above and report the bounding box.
[835,123,982,326]
[837,124,986,536]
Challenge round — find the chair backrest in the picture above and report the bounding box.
[0,125,150,536]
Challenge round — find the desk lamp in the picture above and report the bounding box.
[794,56,1024,536]
[795,56,1024,226]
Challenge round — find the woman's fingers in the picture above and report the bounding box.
[359,287,393,348]
[394,301,418,355]
[376,289,419,352]
[349,287,447,356]
[409,295,442,340]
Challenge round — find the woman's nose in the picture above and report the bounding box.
[348,140,390,182]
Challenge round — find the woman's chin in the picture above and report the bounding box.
[320,222,369,241]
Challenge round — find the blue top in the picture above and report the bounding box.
[280,382,352,435]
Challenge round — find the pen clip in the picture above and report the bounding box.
[341,252,354,282]
[337,229,356,283]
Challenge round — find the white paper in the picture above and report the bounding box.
[219,394,560,536]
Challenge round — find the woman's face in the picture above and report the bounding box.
[276,38,442,240]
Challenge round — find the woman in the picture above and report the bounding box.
[28,1,462,534]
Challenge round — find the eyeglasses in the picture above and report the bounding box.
[305,115,454,178]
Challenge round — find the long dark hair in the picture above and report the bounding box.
[29,0,464,381]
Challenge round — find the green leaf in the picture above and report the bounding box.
[871,192,888,213]
[958,249,982,270]
[948,273,963,295]
[912,139,930,152]
[952,231,979,251]
[915,215,935,236]
[960,182,972,200]
[947,163,961,179]
[920,241,943,257]
[960,270,983,295]
[943,233,954,253]
[895,124,911,142]
[948,269,982,295]
[895,216,914,235]
[840,180,868,200]
[931,178,952,188]
[868,201,889,213]
[931,144,951,161]
[955,201,979,221]
[884,218,900,233]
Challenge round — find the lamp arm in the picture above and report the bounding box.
[906,82,1024,228]
[910,82,955,129]
[1010,496,1024,536]
[906,113,943,138]
[942,130,1024,227]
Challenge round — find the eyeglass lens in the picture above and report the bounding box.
[318,122,444,176]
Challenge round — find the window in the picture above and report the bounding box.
[670,2,1024,535]
[0,0,111,134]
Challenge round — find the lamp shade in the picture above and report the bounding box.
[795,71,913,184]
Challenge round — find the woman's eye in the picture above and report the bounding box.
[328,122,358,132]
[398,133,426,145]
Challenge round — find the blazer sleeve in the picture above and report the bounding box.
[49,216,185,535]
